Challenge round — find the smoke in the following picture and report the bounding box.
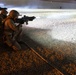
[1,0,76,9]
[0,0,28,6]
[0,0,51,9]
[0,0,41,8]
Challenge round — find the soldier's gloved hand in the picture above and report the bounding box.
[17,24,22,27]
[19,19,24,24]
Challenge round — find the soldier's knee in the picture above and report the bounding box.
[12,46,19,51]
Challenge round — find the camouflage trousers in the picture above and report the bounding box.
[4,32,21,51]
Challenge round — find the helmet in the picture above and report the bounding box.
[9,10,20,18]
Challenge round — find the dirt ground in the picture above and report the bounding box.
[0,34,76,75]
[0,42,63,75]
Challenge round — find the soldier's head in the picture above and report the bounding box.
[1,9,8,16]
[9,10,20,19]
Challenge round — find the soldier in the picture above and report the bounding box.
[0,9,8,27]
[0,9,8,19]
[0,9,8,41]
[3,10,22,51]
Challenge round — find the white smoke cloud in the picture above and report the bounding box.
[0,0,41,8]
[0,0,28,6]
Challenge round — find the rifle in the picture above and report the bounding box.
[15,15,36,25]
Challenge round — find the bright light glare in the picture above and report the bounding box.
[48,24,76,43]
[47,12,76,19]
[23,10,76,43]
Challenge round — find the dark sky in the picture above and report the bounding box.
[0,0,76,9]
[0,0,29,6]
[0,0,42,8]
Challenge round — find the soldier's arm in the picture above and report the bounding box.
[5,19,18,31]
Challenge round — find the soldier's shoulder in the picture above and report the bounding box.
[3,18,12,22]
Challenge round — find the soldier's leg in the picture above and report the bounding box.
[12,41,22,51]
[4,35,22,51]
